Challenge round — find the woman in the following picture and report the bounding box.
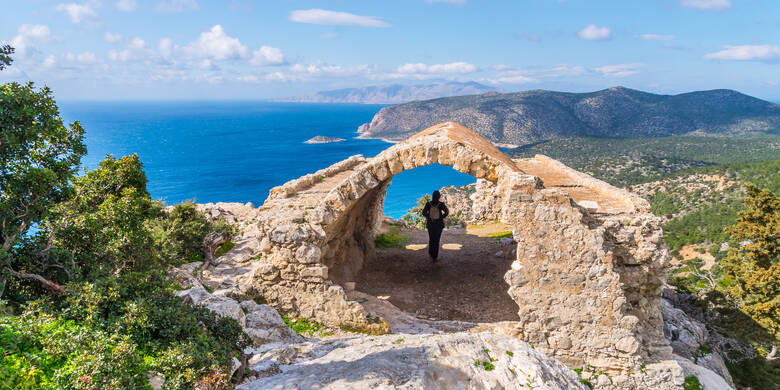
[422,190,449,262]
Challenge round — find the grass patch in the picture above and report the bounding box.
[506,350,513,357]
[214,240,235,257]
[683,376,704,390]
[487,231,513,240]
[374,227,410,249]
[282,316,324,337]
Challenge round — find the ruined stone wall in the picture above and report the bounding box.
[498,172,672,374]
[531,154,651,213]
[207,122,674,381]
[470,179,503,222]
[321,180,389,286]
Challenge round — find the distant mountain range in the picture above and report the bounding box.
[356,87,780,146]
[274,81,498,104]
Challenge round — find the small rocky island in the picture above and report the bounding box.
[305,135,345,144]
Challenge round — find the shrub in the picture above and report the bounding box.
[401,194,464,230]
[147,202,236,266]
[0,308,146,390]
[374,227,410,249]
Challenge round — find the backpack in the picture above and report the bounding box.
[429,203,441,220]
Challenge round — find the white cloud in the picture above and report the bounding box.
[540,64,587,77]
[10,24,54,57]
[157,0,199,12]
[56,2,98,23]
[703,45,780,60]
[108,37,154,62]
[681,0,731,11]
[491,75,536,84]
[264,72,288,82]
[250,46,285,66]
[42,55,57,68]
[640,34,676,41]
[594,63,645,77]
[290,63,375,77]
[198,59,217,70]
[104,32,122,43]
[265,62,379,82]
[289,9,390,27]
[116,0,137,11]
[41,51,102,71]
[64,51,98,64]
[578,24,611,41]
[425,0,467,5]
[396,62,477,74]
[182,25,249,60]
[158,37,174,59]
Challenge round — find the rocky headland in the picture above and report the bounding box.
[357,87,780,145]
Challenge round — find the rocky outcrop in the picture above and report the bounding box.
[661,291,739,387]
[305,136,345,144]
[175,285,303,346]
[357,87,780,145]
[237,332,587,390]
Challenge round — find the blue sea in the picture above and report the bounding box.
[59,101,476,218]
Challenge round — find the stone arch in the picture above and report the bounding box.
[252,122,672,375]
[315,123,519,287]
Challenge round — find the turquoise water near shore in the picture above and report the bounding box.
[59,101,475,218]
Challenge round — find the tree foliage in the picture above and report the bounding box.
[1,52,247,388]
[0,45,13,71]
[721,185,780,339]
[0,81,86,283]
[46,154,159,279]
[1,154,248,389]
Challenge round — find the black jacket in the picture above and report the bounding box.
[422,201,449,228]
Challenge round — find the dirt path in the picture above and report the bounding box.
[355,224,520,323]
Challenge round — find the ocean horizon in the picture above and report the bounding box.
[58,101,476,219]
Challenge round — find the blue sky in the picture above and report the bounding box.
[1,0,778,100]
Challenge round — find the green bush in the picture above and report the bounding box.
[375,227,411,249]
[148,202,236,265]
[1,155,249,389]
[401,194,464,230]
[0,309,146,390]
[726,355,780,390]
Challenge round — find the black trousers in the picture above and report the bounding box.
[427,223,444,259]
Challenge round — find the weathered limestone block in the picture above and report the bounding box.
[295,243,321,264]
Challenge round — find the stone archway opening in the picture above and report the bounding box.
[346,163,520,323]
